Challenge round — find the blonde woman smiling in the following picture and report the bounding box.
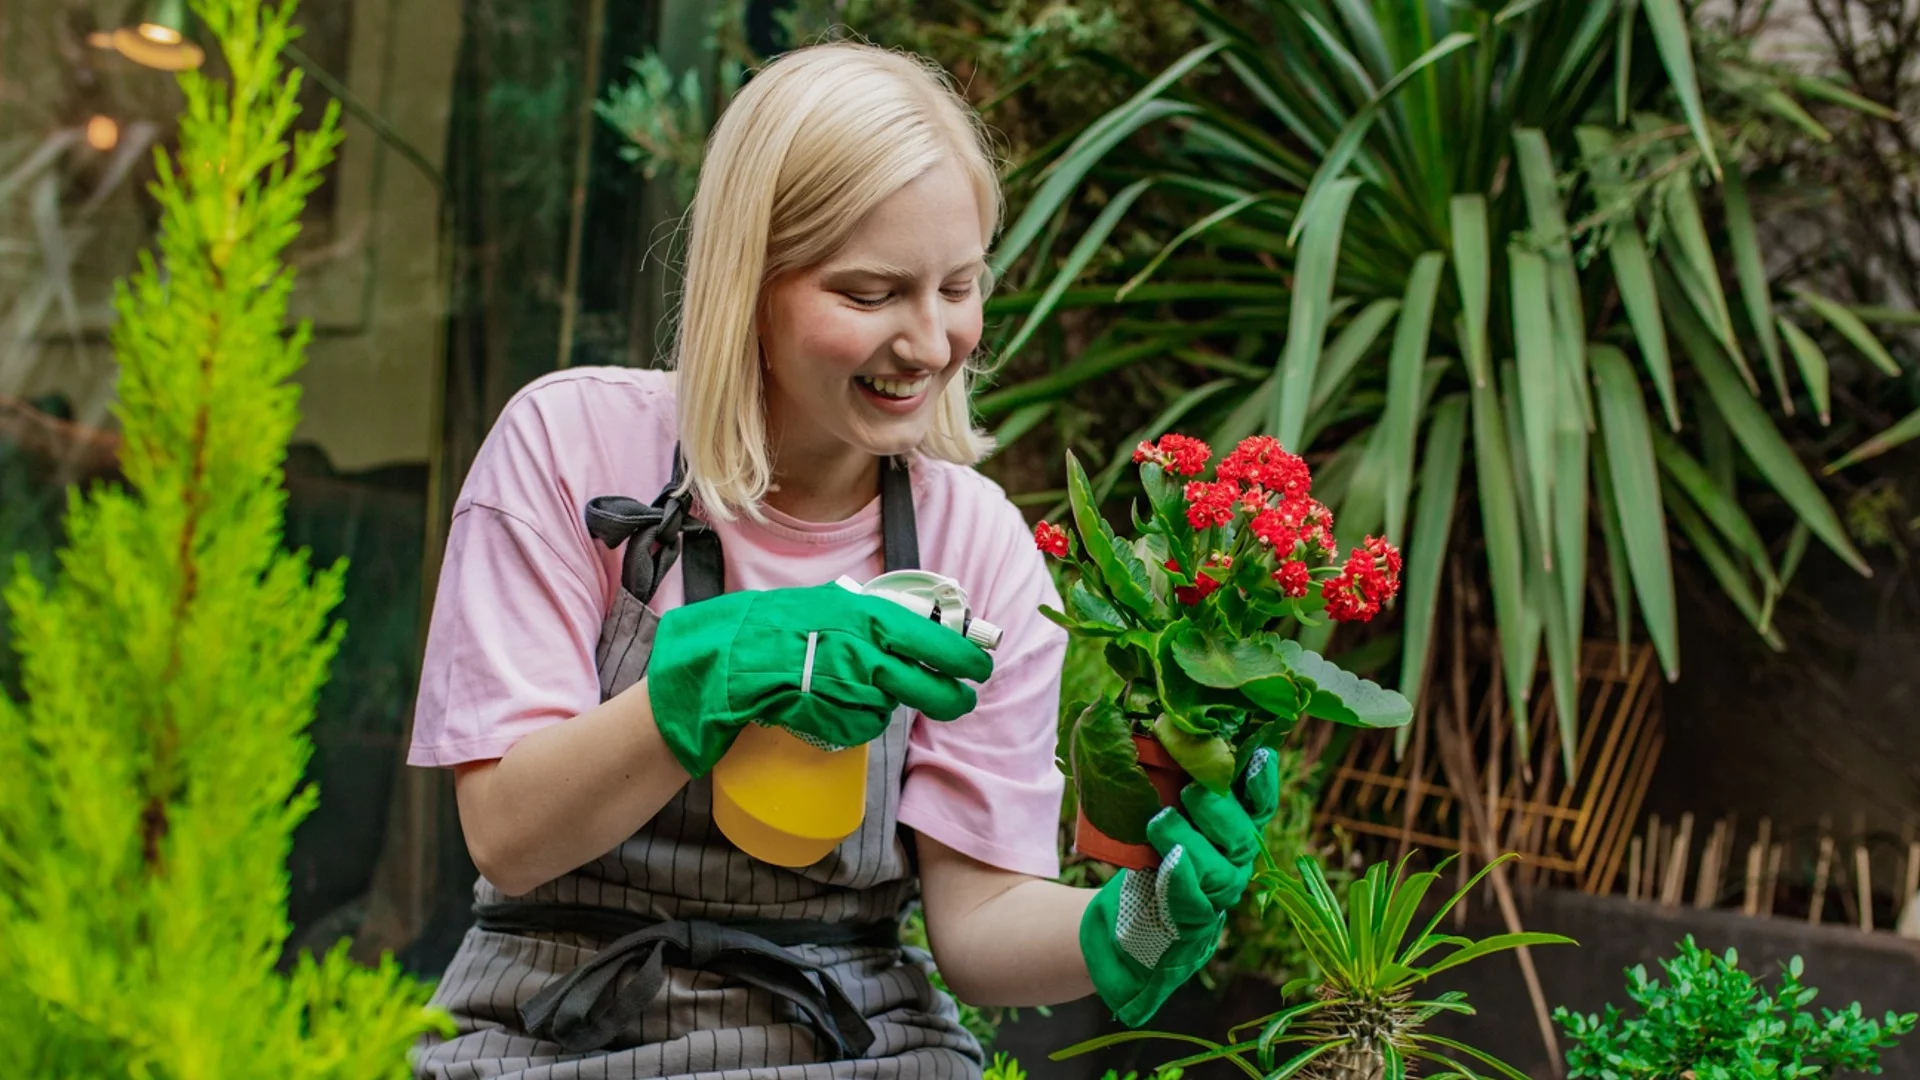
[406,41,1277,1080]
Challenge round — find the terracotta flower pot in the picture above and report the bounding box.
[1073,734,1191,871]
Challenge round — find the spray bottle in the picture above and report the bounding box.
[710,571,1003,867]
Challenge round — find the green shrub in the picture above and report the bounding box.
[1558,935,1916,1079]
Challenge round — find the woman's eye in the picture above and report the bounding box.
[844,292,889,307]
[941,284,975,300]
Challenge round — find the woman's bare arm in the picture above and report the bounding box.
[452,677,689,896]
[914,832,1096,1007]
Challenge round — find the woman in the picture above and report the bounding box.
[406,41,1277,1079]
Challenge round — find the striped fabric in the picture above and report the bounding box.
[412,588,985,1079]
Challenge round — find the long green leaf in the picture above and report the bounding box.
[995,46,1213,277]
[1383,254,1446,543]
[1723,167,1790,411]
[1286,32,1478,246]
[1395,395,1466,750]
[1642,0,1722,177]
[1578,125,1680,430]
[1510,245,1558,565]
[998,179,1156,364]
[1273,177,1363,450]
[1549,363,1589,768]
[1417,1035,1535,1080]
[1310,298,1403,418]
[1829,406,1920,472]
[1592,430,1635,665]
[1616,0,1640,124]
[1590,345,1679,680]
[1666,280,1873,576]
[1117,191,1272,301]
[1777,313,1832,425]
[1451,196,1492,386]
[1790,73,1901,120]
[1471,375,1534,742]
[1514,128,1592,423]
[1652,430,1777,587]
[1419,932,1578,979]
[1665,182,1755,392]
[1790,285,1903,377]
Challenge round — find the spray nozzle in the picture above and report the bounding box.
[834,570,1003,650]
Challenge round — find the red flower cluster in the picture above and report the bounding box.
[1133,433,1213,476]
[1216,436,1311,499]
[1248,496,1336,558]
[1321,535,1403,622]
[1272,559,1311,598]
[1181,480,1240,530]
[1168,554,1231,606]
[1034,520,1070,558]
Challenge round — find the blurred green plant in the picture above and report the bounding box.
[984,0,1913,769]
[1557,936,1917,1079]
[0,0,447,1070]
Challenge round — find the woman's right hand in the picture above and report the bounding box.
[646,583,995,777]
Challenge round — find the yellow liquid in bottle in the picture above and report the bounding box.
[710,724,868,867]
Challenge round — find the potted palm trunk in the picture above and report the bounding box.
[1036,435,1414,869]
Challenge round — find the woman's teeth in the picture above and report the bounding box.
[856,374,931,399]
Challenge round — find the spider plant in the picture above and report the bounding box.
[1051,852,1573,1079]
[982,0,1909,768]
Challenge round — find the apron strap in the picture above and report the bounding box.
[476,903,893,1060]
[584,449,921,605]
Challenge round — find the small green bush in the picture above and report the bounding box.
[1558,935,1916,1079]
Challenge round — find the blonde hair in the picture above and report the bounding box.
[671,42,1001,522]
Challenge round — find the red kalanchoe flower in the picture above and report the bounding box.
[1322,537,1402,622]
[1217,436,1312,499]
[1033,520,1070,558]
[1272,559,1311,598]
[1300,499,1337,557]
[1183,480,1239,530]
[1249,508,1301,553]
[1363,534,1404,578]
[1175,553,1231,605]
[1133,433,1213,476]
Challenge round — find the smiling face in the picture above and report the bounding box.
[758,157,987,489]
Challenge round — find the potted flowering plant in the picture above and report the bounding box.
[1036,434,1413,869]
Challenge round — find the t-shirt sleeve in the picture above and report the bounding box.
[406,394,609,768]
[898,489,1068,880]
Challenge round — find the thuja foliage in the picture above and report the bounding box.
[1558,936,1916,1079]
[0,0,448,1073]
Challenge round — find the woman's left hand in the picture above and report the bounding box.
[1078,747,1281,1027]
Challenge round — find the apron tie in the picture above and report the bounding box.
[475,903,894,1060]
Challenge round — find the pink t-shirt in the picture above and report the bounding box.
[408,367,1068,879]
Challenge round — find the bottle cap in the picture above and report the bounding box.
[965,618,1004,650]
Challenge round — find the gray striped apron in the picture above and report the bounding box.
[413,452,985,1080]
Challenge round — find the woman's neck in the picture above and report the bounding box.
[763,437,882,523]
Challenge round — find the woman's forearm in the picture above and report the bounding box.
[452,677,690,895]
[916,835,1096,1007]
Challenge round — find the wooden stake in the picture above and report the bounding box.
[1662,813,1695,908]
[1761,843,1784,918]
[1694,818,1727,909]
[1906,840,1920,910]
[1629,836,1643,901]
[1857,845,1875,932]
[1649,816,1666,899]
[1744,840,1764,917]
[1811,833,1834,925]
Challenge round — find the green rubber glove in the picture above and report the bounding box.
[647,583,994,777]
[1080,747,1281,1027]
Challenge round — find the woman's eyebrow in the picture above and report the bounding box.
[823,258,986,280]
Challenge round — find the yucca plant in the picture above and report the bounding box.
[983,0,1911,767]
[1052,852,1572,1079]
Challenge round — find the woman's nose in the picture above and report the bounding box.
[891,296,953,369]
